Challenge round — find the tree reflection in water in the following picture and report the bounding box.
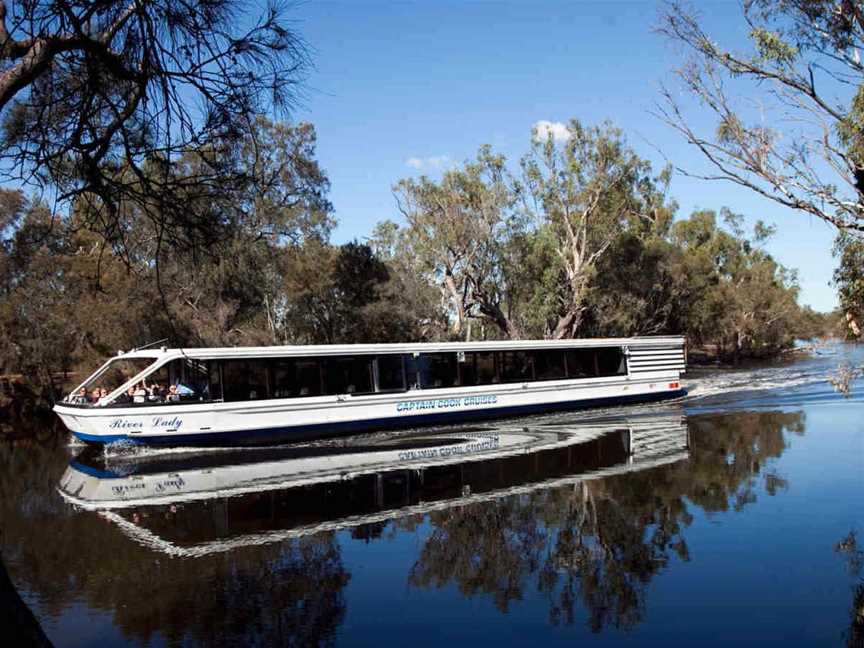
[408,411,804,631]
[0,409,807,643]
[0,430,350,647]
[836,532,864,648]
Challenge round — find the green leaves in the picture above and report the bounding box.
[832,232,864,338]
[750,27,799,65]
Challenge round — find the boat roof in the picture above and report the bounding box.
[116,336,685,361]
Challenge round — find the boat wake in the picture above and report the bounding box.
[683,342,863,412]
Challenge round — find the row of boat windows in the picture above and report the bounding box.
[163,347,627,403]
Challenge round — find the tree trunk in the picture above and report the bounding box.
[478,302,521,340]
[551,308,582,340]
[442,272,465,338]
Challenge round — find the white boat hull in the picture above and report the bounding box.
[54,374,685,446]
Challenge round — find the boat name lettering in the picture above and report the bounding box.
[151,416,183,429]
[396,394,498,413]
[154,476,185,493]
[397,435,500,462]
[108,416,183,430]
[109,419,144,430]
[111,483,147,495]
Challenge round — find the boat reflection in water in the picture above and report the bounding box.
[58,410,689,558]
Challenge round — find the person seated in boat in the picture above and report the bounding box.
[115,387,134,404]
[147,383,164,402]
[89,388,101,403]
[98,387,109,401]
[175,381,195,399]
[166,384,180,402]
[72,387,89,404]
[132,383,147,404]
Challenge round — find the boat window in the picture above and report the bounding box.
[324,356,374,395]
[297,358,324,396]
[271,358,323,398]
[376,355,406,392]
[68,357,158,404]
[404,354,422,390]
[500,351,534,383]
[419,353,459,389]
[564,349,596,378]
[222,359,269,402]
[461,352,499,386]
[596,347,627,376]
[532,350,566,380]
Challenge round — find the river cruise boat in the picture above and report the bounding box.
[53,337,686,446]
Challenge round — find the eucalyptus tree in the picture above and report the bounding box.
[0,0,308,254]
[671,209,801,361]
[520,119,673,338]
[658,0,864,233]
[833,232,864,338]
[393,146,524,339]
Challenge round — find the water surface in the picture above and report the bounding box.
[2,344,862,646]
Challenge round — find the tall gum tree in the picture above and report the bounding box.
[520,119,673,339]
[393,147,523,340]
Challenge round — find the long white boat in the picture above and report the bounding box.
[53,337,686,446]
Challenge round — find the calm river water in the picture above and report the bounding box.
[1,344,863,647]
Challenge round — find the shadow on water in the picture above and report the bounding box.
[3,399,851,646]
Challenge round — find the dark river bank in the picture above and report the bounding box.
[1,344,862,647]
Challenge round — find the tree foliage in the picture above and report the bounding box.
[833,231,864,338]
[382,120,816,357]
[658,0,864,231]
[0,0,308,254]
[521,120,674,338]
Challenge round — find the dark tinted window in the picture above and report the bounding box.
[404,354,421,389]
[500,351,533,382]
[270,358,323,398]
[296,359,323,396]
[377,355,406,391]
[562,348,626,379]
[222,360,269,402]
[419,353,458,389]
[533,350,566,381]
[596,347,627,376]
[461,352,498,385]
[564,349,596,378]
[325,356,374,394]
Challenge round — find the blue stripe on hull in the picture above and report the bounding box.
[71,388,687,447]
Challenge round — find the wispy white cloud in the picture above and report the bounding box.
[405,155,451,170]
[532,120,571,143]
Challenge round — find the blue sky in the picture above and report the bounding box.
[290,0,841,312]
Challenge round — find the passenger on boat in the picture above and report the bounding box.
[72,388,88,404]
[89,389,100,403]
[147,383,164,402]
[98,387,108,401]
[132,383,147,404]
[176,382,195,397]
[167,385,180,402]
